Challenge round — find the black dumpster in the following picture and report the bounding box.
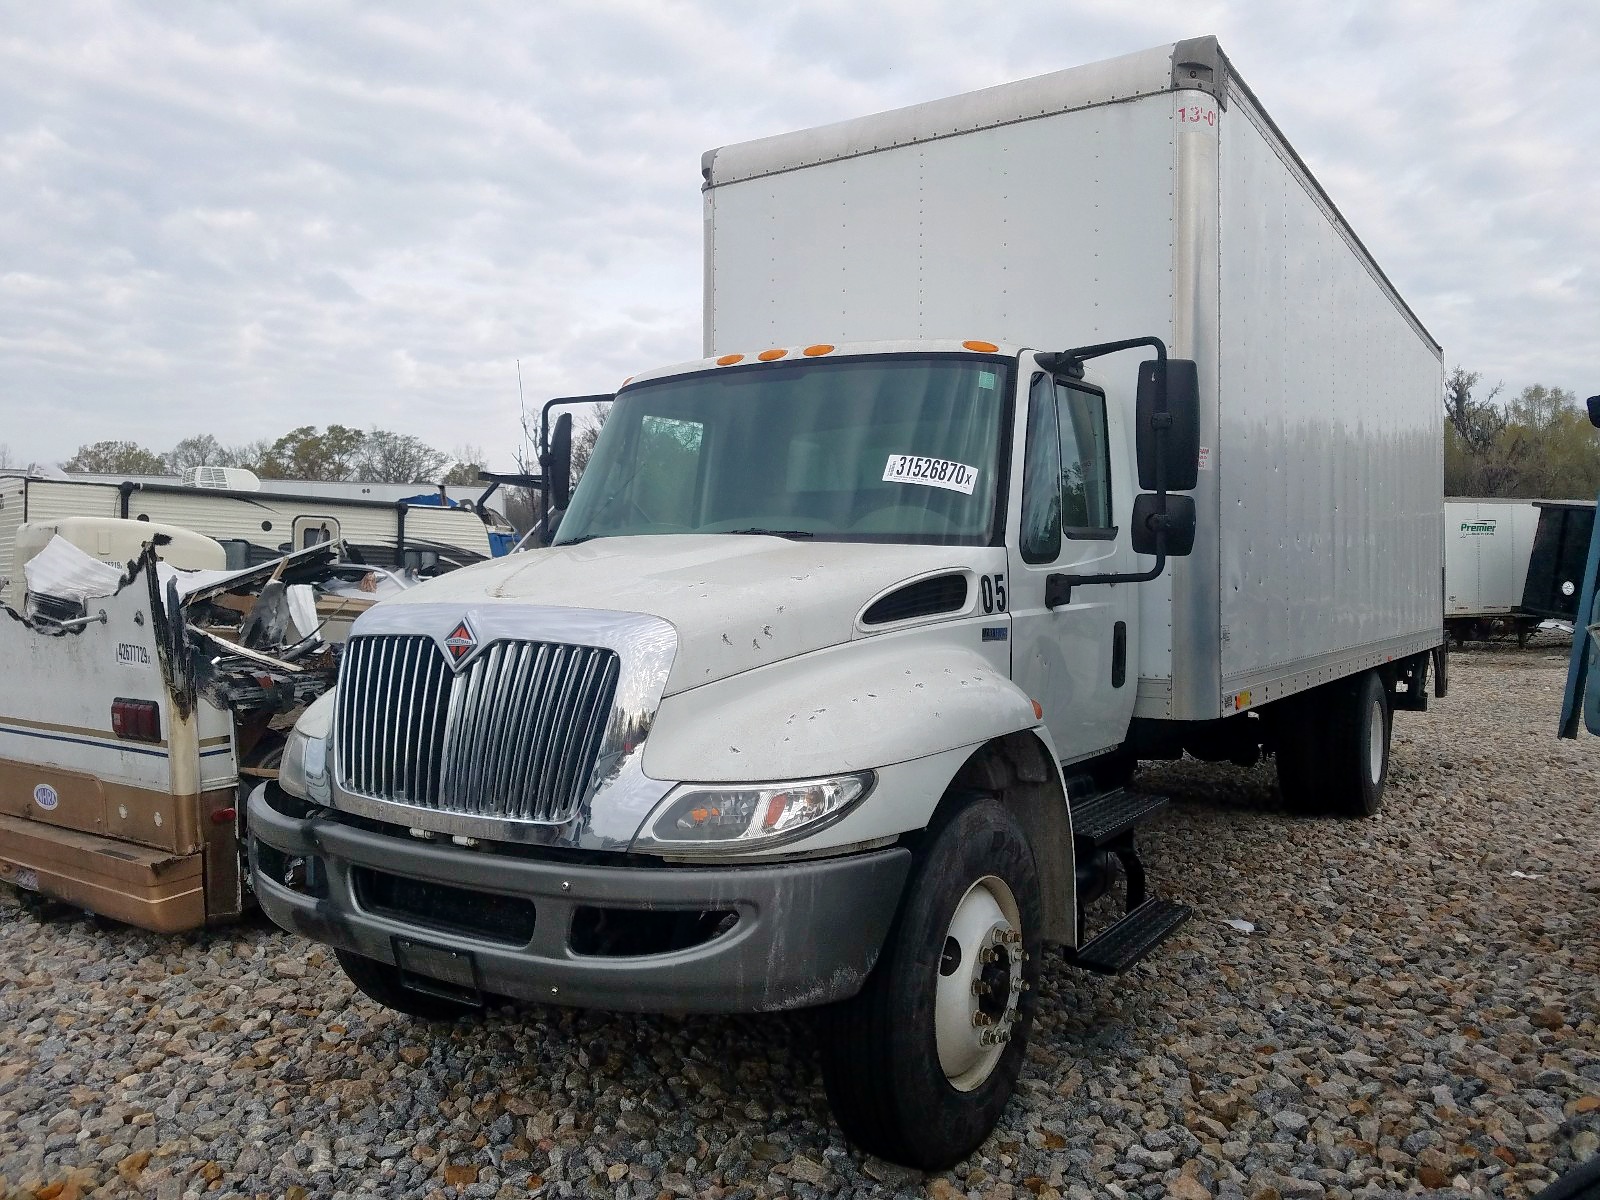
[1520,500,1597,621]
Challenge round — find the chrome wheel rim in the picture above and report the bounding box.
[1368,695,1385,784]
[934,875,1023,1091]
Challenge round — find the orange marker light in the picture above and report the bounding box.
[803,344,834,357]
[716,353,744,366]
[757,348,788,361]
[963,340,999,353]
[1031,699,1043,720]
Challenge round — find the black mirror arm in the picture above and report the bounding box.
[1046,539,1168,607]
[1049,339,1177,604]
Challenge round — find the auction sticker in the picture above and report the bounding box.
[33,784,59,812]
[883,455,979,495]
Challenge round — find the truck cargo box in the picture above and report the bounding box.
[703,36,1443,721]
[1445,500,1540,619]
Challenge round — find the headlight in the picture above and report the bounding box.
[278,723,330,805]
[632,772,874,853]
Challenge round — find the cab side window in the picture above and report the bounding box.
[1056,383,1113,535]
[1020,374,1062,563]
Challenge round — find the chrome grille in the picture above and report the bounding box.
[335,635,620,824]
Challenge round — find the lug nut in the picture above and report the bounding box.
[971,980,991,996]
[972,1012,993,1027]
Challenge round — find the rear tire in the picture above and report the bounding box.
[1272,671,1391,817]
[819,795,1041,1170]
[335,949,485,1022]
[1325,671,1390,816]
[1272,691,1324,812]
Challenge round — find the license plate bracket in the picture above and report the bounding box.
[391,936,484,1006]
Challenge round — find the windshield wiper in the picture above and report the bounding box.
[718,528,815,539]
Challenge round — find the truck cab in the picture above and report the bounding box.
[251,337,1200,1166]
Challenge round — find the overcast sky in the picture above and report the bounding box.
[1,1,1594,471]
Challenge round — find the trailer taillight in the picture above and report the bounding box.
[111,699,161,743]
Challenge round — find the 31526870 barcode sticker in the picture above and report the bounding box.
[882,455,979,495]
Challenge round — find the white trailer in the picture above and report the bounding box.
[1444,498,1542,643]
[247,37,1445,1168]
[0,474,498,598]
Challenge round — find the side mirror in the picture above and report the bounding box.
[1131,493,1196,557]
[1136,359,1200,491]
[542,509,564,548]
[1587,395,1600,430]
[544,413,573,509]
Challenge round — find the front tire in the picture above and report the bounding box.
[335,949,485,1022]
[819,795,1041,1170]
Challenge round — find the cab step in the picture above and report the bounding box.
[1069,787,1169,849]
[1065,897,1192,975]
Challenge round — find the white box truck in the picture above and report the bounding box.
[1443,498,1541,644]
[247,36,1445,1167]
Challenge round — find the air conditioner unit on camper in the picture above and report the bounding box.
[181,466,261,491]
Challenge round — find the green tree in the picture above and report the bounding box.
[1444,374,1600,499]
[1501,385,1600,499]
[352,428,447,483]
[62,440,168,475]
[257,425,366,481]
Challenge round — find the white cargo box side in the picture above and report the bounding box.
[1211,72,1442,712]
[703,36,1442,724]
[1444,499,1541,617]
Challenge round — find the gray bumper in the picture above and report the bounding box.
[247,783,911,1013]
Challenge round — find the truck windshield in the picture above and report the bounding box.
[555,355,1009,546]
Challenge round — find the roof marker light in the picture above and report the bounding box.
[963,340,999,353]
[803,344,834,357]
[716,353,744,366]
[758,348,788,362]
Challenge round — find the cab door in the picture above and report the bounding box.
[1007,369,1138,763]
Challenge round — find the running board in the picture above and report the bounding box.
[1065,898,1192,975]
[1069,787,1169,849]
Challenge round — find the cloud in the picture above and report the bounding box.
[0,0,1595,470]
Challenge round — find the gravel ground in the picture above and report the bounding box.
[2,644,1598,1200]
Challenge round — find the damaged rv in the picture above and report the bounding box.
[0,521,423,931]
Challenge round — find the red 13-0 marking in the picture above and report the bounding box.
[1178,106,1217,126]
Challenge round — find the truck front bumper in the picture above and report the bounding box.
[247,783,911,1013]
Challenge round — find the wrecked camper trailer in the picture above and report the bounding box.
[0,531,407,932]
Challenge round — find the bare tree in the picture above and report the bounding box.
[1443,367,1505,454]
[352,429,448,484]
[163,434,229,474]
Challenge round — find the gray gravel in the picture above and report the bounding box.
[2,645,1598,1199]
